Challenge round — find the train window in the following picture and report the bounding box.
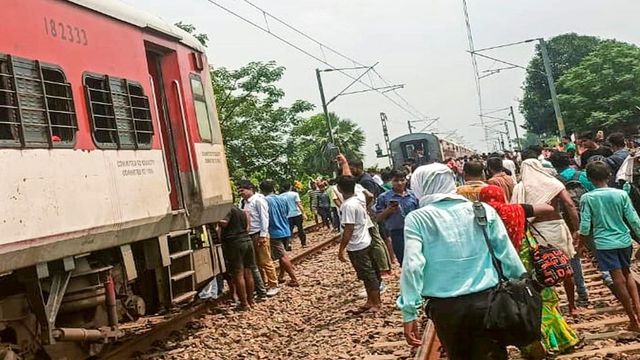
[189,74,212,142]
[0,54,77,148]
[84,73,153,149]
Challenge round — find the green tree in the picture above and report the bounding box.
[212,61,314,182]
[520,33,602,135]
[557,41,640,133]
[291,112,365,176]
[174,21,209,46]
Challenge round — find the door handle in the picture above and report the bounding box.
[148,75,172,194]
[172,80,199,193]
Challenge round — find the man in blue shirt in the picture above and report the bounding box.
[280,182,307,249]
[398,163,525,357]
[375,170,418,265]
[260,181,299,287]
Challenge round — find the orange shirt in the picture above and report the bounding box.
[456,181,487,202]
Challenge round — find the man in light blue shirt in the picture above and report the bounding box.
[397,163,525,358]
[260,181,299,287]
[280,182,307,249]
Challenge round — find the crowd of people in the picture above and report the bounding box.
[395,129,640,359]
[216,127,640,358]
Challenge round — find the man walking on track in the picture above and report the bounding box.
[280,182,307,249]
[512,158,585,315]
[260,181,300,287]
[398,163,525,358]
[238,180,280,297]
[336,175,382,314]
[456,160,487,201]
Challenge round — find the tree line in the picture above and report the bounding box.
[521,33,640,137]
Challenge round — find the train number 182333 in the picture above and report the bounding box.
[44,17,88,46]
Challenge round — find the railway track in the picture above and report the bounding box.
[100,224,334,360]
[414,257,640,360]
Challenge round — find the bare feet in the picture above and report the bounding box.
[569,307,587,316]
[286,280,300,287]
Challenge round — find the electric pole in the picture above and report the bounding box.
[539,38,566,137]
[407,120,413,134]
[504,122,512,151]
[380,113,392,167]
[509,106,522,151]
[315,68,335,144]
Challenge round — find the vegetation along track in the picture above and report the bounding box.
[100,224,334,360]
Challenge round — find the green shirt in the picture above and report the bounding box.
[579,187,640,250]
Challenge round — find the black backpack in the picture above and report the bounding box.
[557,171,587,211]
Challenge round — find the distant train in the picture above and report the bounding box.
[389,133,475,168]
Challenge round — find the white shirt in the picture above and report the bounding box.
[502,159,517,183]
[339,196,372,251]
[372,174,383,186]
[243,193,269,237]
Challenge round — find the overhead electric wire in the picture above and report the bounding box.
[461,0,488,149]
[204,0,429,124]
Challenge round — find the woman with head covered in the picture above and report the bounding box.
[397,163,525,359]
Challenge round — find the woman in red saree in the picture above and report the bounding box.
[480,185,580,358]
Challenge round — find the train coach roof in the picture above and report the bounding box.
[66,0,207,53]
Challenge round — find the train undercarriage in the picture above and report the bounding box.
[0,226,224,360]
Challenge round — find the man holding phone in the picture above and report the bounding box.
[375,170,419,265]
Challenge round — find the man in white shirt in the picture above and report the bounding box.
[337,175,381,314]
[238,180,279,297]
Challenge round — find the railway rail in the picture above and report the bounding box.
[100,224,333,360]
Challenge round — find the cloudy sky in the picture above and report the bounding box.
[125,0,639,165]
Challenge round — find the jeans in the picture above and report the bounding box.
[330,207,340,230]
[251,266,267,296]
[288,215,306,246]
[570,255,589,301]
[389,229,405,265]
[427,289,507,360]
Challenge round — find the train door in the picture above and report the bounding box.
[146,47,184,210]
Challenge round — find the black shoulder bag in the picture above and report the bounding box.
[473,202,542,347]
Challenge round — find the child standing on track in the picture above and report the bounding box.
[579,161,640,331]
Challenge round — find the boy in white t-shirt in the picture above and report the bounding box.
[337,175,382,313]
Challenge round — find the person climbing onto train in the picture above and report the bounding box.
[486,157,515,202]
[375,169,418,266]
[479,185,580,357]
[579,161,640,332]
[512,156,585,315]
[280,182,307,250]
[260,181,300,287]
[397,163,525,359]
[456,160,487,201]
[238,180,280,297]
[218,205,256,310]
[336,175,382,314]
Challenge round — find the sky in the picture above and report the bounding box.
[124,0,640,166]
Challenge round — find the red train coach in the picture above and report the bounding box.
[0,0,232,357]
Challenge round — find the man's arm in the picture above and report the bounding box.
[558,189,579,232]
[295,193,307,220]
[375,193,398,222]
[623,193,640,237]
[258,198,269,238]
[397,213,425,346]
[338,224,354,263]
[336,154,352,176]
[487,207,526,279]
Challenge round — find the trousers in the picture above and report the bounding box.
[427,289,507,360]
[251,234,278,288]
[288,215,306,246]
